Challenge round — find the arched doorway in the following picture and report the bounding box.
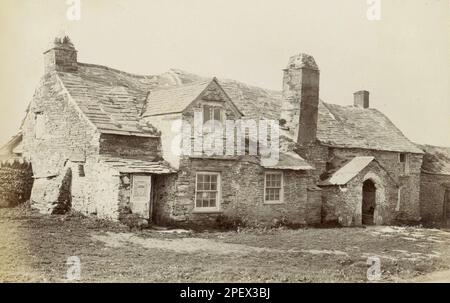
[362,179,376,225]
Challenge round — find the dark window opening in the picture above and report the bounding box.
[203,105,223,124]
[78,164,85,177]
[399,153,406,163]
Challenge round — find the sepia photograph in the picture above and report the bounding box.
[0,0,449,291]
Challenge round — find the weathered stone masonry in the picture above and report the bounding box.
[21,72,101,214]
[420,173,450,223]
[152,156,321,227]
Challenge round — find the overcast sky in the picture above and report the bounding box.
[0,0,449,146]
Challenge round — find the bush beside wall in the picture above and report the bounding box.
[0,161,33,207]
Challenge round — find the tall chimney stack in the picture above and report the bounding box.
[44,36,78,74]
[281,53,320,145]
[353,90,369,108]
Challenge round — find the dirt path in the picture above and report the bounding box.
[92,231,350,256]
[92,232,274,254]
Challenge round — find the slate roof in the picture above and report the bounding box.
[101,156,176,174]
[143,80,212,116]
[420,145,450,176]
[316,103,423,154]
[149,70,422,154]
[318,156,375,186]
[261,151,314,171]
[56,63,422,154]
[57,64,158,137]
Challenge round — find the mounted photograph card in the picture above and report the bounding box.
[0,0,449,292]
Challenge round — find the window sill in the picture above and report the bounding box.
[263,201,284,205]
[192,209,223,214]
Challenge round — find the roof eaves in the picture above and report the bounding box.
[318,142,424,154]
[99,129,160,138]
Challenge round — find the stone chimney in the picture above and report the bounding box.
[354,90,369,108]
[44,36,78,73]
[281,53,320,145]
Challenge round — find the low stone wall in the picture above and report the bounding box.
[0,161,33,207]
[420,172,450,223]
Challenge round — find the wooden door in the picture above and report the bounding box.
[130,175,152,219]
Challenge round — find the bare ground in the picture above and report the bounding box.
[0,206,449,282]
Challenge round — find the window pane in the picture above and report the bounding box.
[214,108,222,121]
[273,191,280,200]
[195,173,220,208]
[203,106,211,123]
[265,188,281,201]
[266,173,281,189]
[196,193,203,207]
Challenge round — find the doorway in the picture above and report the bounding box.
[362,179,376,225]
[130,175,152,219]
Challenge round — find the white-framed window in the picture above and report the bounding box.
[35,112,45,139]
[264,171,284,204]
[195,172,221,212]
[203,105,224,124]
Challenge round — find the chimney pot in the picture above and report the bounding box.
[354,90,370,108]
[44,36,78,73]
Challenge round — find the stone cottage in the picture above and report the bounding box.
[3,36,446,227]
[16,37,321,226]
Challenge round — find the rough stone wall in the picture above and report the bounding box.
[30,166,72,214]
[295,143,329,180]
[420,172,450,223]
[152,156,319,227]
[320,161,398,226]
[21,72,100,214]
[328,148,422,221]
[152,173,178,224]
[306,187,322,224]
[67,160,121,220]
[0,162,33,207]
[99,134,161,160]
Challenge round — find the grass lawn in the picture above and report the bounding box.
[0,205,449,282]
